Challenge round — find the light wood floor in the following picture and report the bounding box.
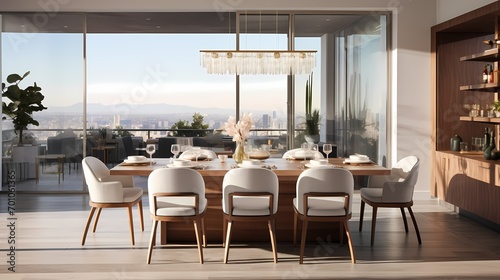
[0,193,499,279]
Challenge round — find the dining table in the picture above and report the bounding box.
[110,157,390,245]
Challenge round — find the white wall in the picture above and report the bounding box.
[0,0,440,196]
[436,0,497,24]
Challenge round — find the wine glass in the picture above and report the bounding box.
[323,143,332,161]
[301,142,310,161]
[171,144,181,159]
[191,146,202,164]
[311,144,319,159]
[146,144,156,165]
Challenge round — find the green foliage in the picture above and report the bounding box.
[304,73,320,135]
[113,125,134,137]
[492,100,500,112]
[2,71,48,146]
[171,113,209,137]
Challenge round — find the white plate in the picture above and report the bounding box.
[123,159,152,164]
[343,158,371,164]
[305,163,335,168]
[237,163,265,168]
[167,163,198,168]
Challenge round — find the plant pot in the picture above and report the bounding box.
[304,134,320,144]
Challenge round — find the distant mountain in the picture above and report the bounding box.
[47,103,237,115]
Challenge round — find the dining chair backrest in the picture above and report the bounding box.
[121,136,135,157]
[82,156,110,182]
[155,137,176,158]
[282,148,324,159]
[295,168,354,215]
[147,168,207,216]
[222,168,279,215]
[179,148,217,160]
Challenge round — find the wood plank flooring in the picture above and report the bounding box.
[0,193,499,279]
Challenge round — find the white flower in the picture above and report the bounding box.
[222,113,254,142]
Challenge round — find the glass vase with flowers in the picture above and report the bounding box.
[223,113,254,163]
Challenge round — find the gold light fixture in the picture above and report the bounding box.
[199,50,316,75]
[200,11,316,75]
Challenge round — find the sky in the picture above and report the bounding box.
[2,32,321,114]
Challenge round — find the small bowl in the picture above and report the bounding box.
[127,156,146,162]
[173,159,190,166]
[310,159,328,166]
[242,159,261,166]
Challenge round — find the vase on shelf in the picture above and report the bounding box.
[233,141,248,164]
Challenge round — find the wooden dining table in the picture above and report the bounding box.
[110,157,390,245]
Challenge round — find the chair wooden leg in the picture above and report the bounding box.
[82,207,96,245]
[201,218,206,248]
[92,208,102,233]
[407,207,422,245]
[223,221,233,264]
[293,211,298,246]
[343,220,356,264]
[138,200,144,232]
[147,220,158,264]
[370,206,378,247]
[127,206,135,246]
[268,218,278,263]
[193,219,204,264]
[222,217,227,248]
[400,207,409,232]
[299,220,308,264]
[359,200,365,232]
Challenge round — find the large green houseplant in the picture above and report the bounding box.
[304,73,320,143]
[2,71,48,146]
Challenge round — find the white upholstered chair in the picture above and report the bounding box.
[282,148,324,159]
[294,168,356,264]
[81,156,144,246]
[179,148,217,161]
[359,155,422,246]
[147,168,206,264]
[222,168,279,263]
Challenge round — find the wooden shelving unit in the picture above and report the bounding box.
[432,1,500,227]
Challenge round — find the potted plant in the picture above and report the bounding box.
[492,100,500,117]
[304,73,320,143]
[2,71,48,146]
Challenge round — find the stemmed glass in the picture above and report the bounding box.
[146,144,156,165]
[323,144,332,161]
[301,142,310,161]
[171,144,181,159]
[191,146,202,164]
[311,144,319,159]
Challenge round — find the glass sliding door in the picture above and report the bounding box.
[334,14,389,163]
[1,13,85,191]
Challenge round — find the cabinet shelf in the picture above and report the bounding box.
[460,48,500,62]
[460,116,500,123]
[459,83,500,91]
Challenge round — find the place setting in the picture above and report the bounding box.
[120,155,156,166]
[343,154,372,165]
[232,159,277,170]
[166,159,208,170]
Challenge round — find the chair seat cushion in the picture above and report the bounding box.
[293,197,347,216]
[229,196,271,216]
[123,187,144,203]
[360,188,383,203]
[155,197,207,216]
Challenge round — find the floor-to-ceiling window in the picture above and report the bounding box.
[1,13,85,191]
[1,11,391,192]
[333,14,389,163]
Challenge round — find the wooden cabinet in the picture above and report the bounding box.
[432,2,500,226]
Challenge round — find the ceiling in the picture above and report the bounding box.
[1,12,364,37]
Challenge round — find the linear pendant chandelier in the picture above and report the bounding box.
[200,50,317,75]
